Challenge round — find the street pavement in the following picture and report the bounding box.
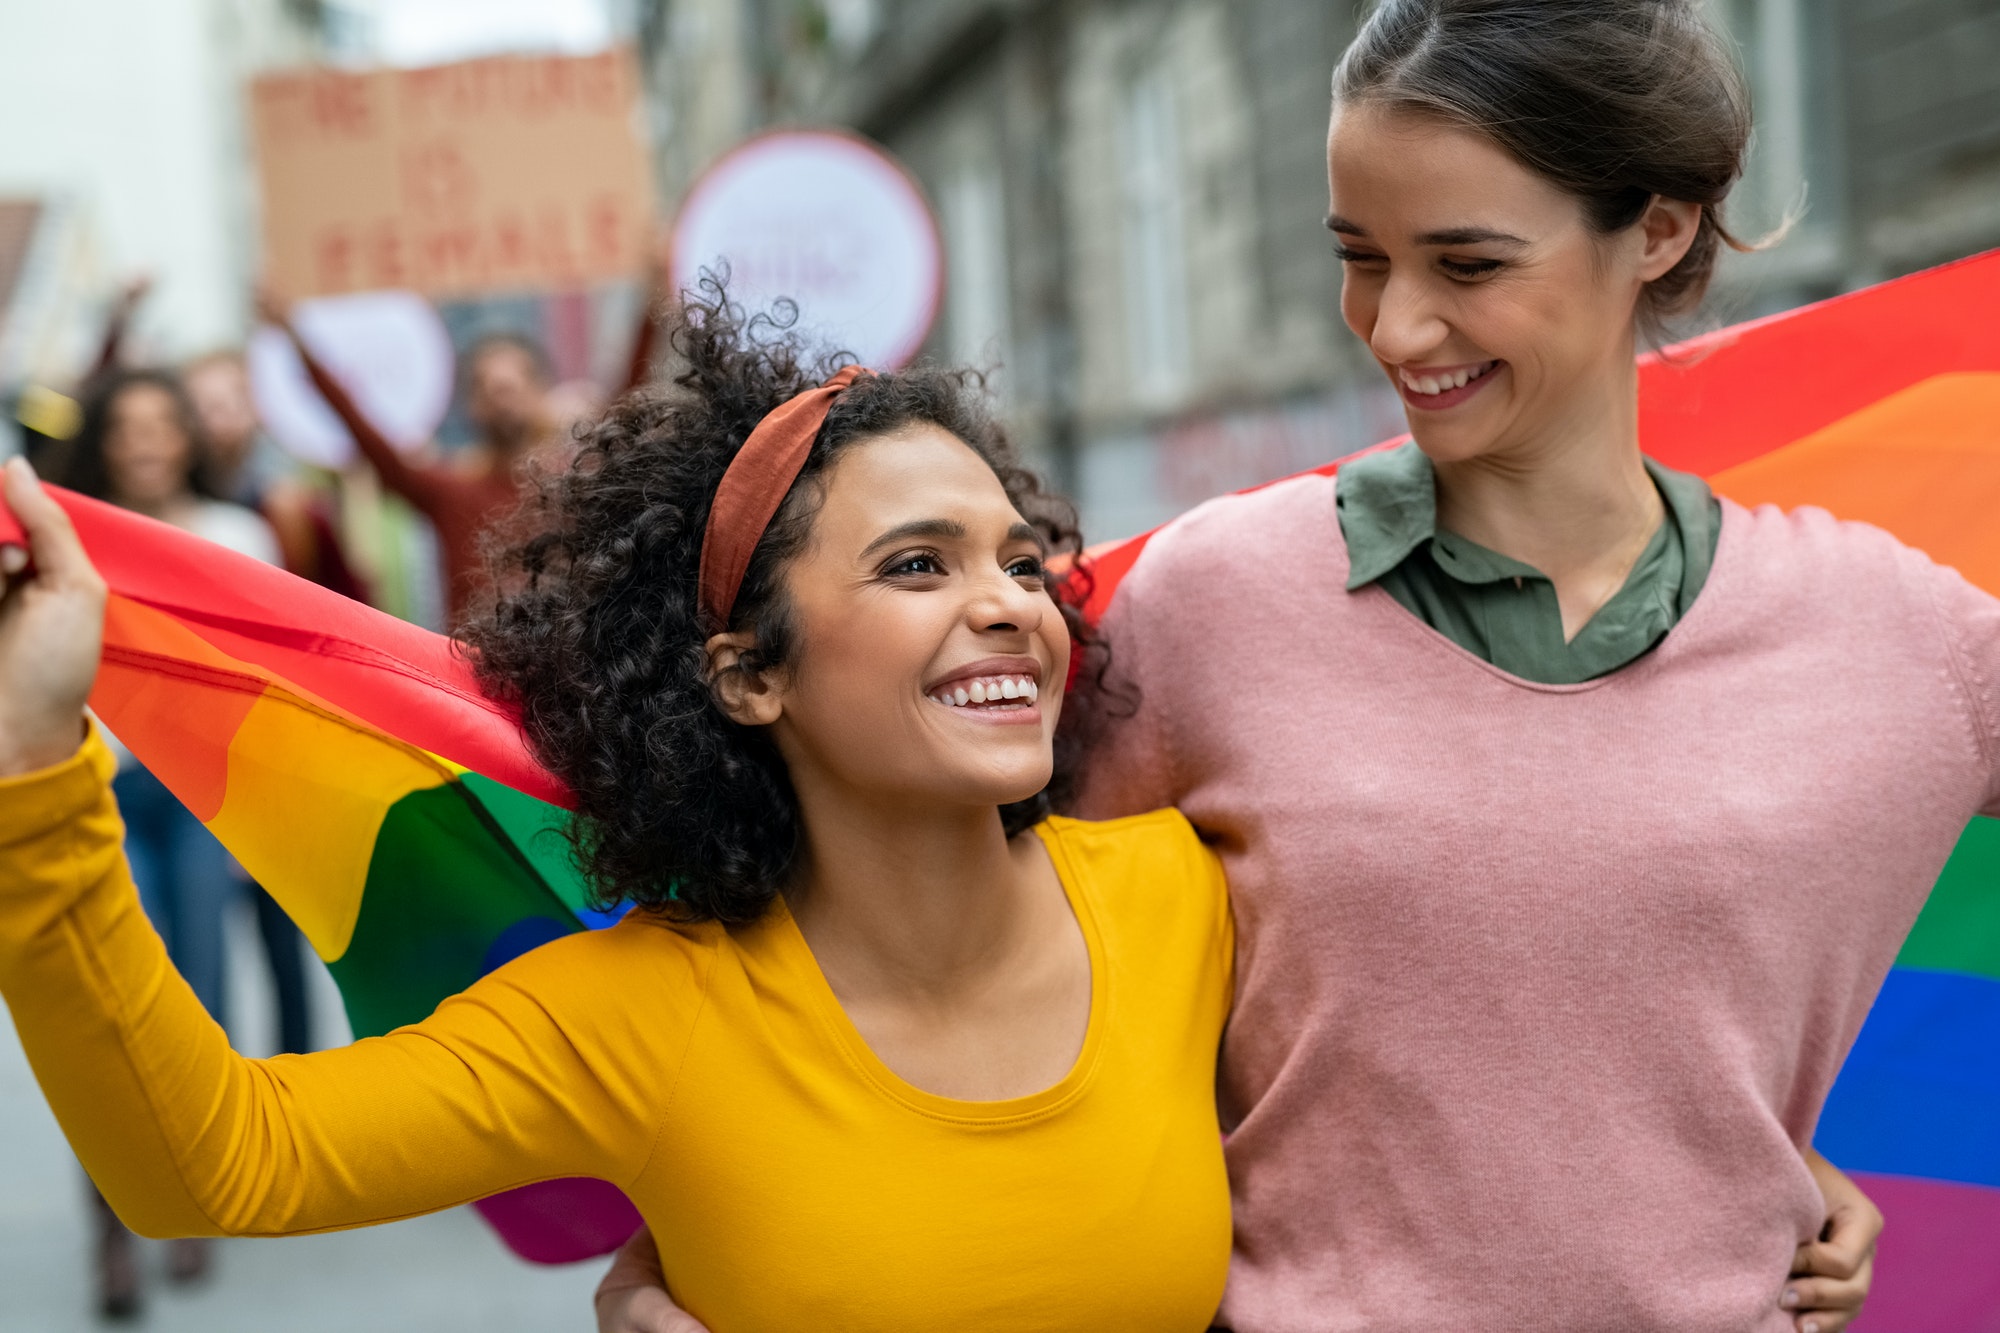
[0,893,605,1331]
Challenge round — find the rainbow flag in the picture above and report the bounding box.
[1,252,1995,1321]
[1,488,642,1263]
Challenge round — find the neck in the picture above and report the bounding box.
[209,446,251,496]
[1432,356,1661,584]
[784,782,1044,1004]
[484,417,551,466]
[119,490,196,524]
[1429,354,1666,641]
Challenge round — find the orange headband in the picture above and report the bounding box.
[698,364,869,628]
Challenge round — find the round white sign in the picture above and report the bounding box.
[248,291,457,469]
[670,129,943,369]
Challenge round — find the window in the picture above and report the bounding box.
[941,162,1011,373]
[1118,59,1191,405]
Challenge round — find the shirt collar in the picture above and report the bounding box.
[1337,439,1715,597]
[1649,455,1716,617]
[1336,440,1438,590]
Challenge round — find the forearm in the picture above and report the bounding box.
[88,311,129,382]
[620,306,660,399]
[0,731,231,1234]
[290,337,441,515]
[0,732,632,1237]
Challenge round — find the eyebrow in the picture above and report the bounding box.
[1324,214,1528,247]
[859,518,1046,560]
[862,519,965,558]
[1006,521,1047,551]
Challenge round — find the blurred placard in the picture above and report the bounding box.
[251,51,653,299]
[671,130,942,368]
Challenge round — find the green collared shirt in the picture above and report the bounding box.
[1336,441,1721,684]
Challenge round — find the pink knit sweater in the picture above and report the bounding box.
[1078,472,2000,1333]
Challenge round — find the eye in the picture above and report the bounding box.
[1005,555,1046,580]
[1331,243,1385,267]
[1439,257,1503,281]
[882,551,946,578]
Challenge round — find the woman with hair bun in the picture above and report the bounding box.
[585,3,1975,1331]
[1082,2,1976,1328]
[0,287,1236,1328]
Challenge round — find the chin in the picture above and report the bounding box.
[964,764,1057,813]
[1406,426,1490,466]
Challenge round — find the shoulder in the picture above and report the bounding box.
[190,501,281,565]
[1722,498,1942,581]
[458,912,726,1034]
[1127,471,1337,587]
[1035,810,1225,907]
[1105,472,1338,641]
[1715,497,1995,618]
[1715,499,2000,697]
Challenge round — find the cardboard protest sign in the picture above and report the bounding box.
[251,50,653,299]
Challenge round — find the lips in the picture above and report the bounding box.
[928,673,1040,709]
[925,655,1045,715]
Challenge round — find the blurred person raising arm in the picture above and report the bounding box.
[258,290,554,624]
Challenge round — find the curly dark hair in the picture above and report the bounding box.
[465,276,1107,924]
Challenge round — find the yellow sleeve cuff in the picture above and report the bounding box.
[0,721,121,891]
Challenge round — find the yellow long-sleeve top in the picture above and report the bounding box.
[0,731,1234,1331]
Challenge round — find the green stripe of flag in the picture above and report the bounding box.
[330,779,583,1038]
[1897,815,2000,982]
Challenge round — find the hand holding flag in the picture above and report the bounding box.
[0,458,104,778]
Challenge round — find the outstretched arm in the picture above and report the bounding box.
[0,732,658,1238]
[618,256,672,400]
[620,290,661,400]
[85,275,152,384]
[257,290,448,517]
[0,460,660,1238]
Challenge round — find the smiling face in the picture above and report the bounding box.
[720,423,1068,817]
[103,382,198,511]
[1326,100,1696,467]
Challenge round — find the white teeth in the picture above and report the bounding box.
[930,676,1040,709]
[1402,362,1493,396]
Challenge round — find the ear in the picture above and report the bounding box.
[705,631,784,727]
[1634,196,1703,283]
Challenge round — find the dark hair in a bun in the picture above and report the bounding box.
[1337,0,1763,340]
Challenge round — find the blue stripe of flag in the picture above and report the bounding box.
[1814,966,2000,1188]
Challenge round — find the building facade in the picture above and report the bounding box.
[0,0,326,381]
[639,0,2000,542]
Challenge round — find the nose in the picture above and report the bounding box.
[966,564,1047,637]
[1368,269,1450,367]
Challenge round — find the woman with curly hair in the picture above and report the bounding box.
[0,287,1233,1328]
